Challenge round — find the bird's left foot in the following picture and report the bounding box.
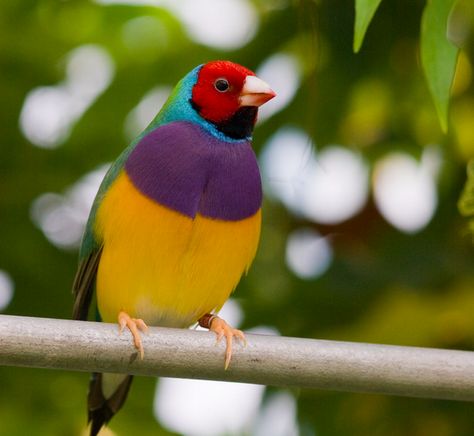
[199,314,246,370]
[118,311,149,360]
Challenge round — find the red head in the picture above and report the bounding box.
[191,61,276,126]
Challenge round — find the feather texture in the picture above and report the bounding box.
[95,171,261,326]
[72,246,102,320]
[125,121,262,220]
[88,373,133,436]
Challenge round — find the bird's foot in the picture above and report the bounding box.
[118,311,149,360]
[199,314,246,370]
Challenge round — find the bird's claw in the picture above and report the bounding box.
[118,311,149,360]
[209,317,246,370]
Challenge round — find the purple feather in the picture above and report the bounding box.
[124,121,262,221]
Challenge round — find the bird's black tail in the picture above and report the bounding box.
[88,372,134,436]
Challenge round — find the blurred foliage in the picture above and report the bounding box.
[1,0,474,435]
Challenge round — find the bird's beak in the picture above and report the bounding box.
[239,75,276,107]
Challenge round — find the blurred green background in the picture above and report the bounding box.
[1,0,474,435]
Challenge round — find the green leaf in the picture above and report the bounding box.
[353,0,383,53]
[421,0,459,133]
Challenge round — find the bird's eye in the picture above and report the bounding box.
[214,78,229,92]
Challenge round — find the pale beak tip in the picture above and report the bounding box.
[240,75,276,107]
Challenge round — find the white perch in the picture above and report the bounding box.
[0,314,473,401]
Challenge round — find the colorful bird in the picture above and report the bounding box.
[72,60,275,435]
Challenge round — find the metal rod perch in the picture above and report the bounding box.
[0,315,473,401]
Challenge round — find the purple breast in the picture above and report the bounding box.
[124,121,262,221]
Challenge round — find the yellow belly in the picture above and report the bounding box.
[94,172,261,327]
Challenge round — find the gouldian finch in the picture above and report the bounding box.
[72,60,275,436]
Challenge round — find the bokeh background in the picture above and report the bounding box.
[1,0,474,435]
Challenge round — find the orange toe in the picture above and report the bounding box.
[208,317,245,370]
[118,311,149,359]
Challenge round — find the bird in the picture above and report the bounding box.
[72,60,275,436]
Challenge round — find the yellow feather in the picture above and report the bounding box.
[94,171,261,327]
